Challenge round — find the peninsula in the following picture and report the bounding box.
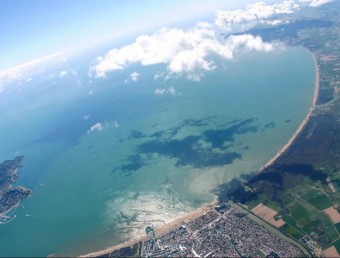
[0,156,32,224]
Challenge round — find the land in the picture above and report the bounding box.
[0,156,32,224]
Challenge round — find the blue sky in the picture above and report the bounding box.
[0,0,277,71]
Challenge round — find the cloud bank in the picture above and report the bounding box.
[92,25,274,80]
[215,0,333,31]
[299,0,333,7]
[91,0,333,82]
[215,1,299,31]
[0,52,65,92]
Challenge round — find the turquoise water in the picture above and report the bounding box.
[0,46,315,256]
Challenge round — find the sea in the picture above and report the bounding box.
[0,44,315,256]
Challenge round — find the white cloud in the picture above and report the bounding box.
[91,25,274,80]
[154,86,177,95]
[59,70,68,77]
[154,73,162,81]
[299,0,333,7]
[154,88,166,95]
[130,71,140,81]
[89,90,93,95]
[215,0,299,31]
[262,19,286,26]
[227,34,274,52]
[25,77,32,82]
[60,69,78,78]
[124,71,140,83]
[168,86,177,95]
[83,115,90,120]
[87,121,114,134]
[87,122,104,134]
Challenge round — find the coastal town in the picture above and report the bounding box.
[89,202,309,257]
[0,156,32,224]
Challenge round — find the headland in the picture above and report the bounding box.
[0,156,32,224]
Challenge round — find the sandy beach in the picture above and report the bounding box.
[82,200,218,257]
[82,53,320,257]
[259,52,319,172]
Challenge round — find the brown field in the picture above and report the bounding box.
[323,207,340,224]
[323,246,340,258]
[251,203,285,227]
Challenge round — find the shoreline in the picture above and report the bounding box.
[81,52,320,257]
[82,200,218,257]
[259,52,319,172]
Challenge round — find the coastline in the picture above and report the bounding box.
[259,52,319,172]
[82,200,218,257]
[81,52,320,257]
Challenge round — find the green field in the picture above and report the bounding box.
[303,189,332,210]
[281,224,304,239]
[290,203,311,228]
[335,223,340,233]
[333,239,340,253]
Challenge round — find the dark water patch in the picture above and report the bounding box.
[117,118,257,174]
[150,131,164,138]
[181,118,211,127]
[136,134,242,168]
[165,118,212,138]
[262,122,276,131]
[120,154,146,175]
[284,119,291,123]
[129,130,146,139]
[151,117,215,140]
[121,117,216,143]
[203,118,258,148]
